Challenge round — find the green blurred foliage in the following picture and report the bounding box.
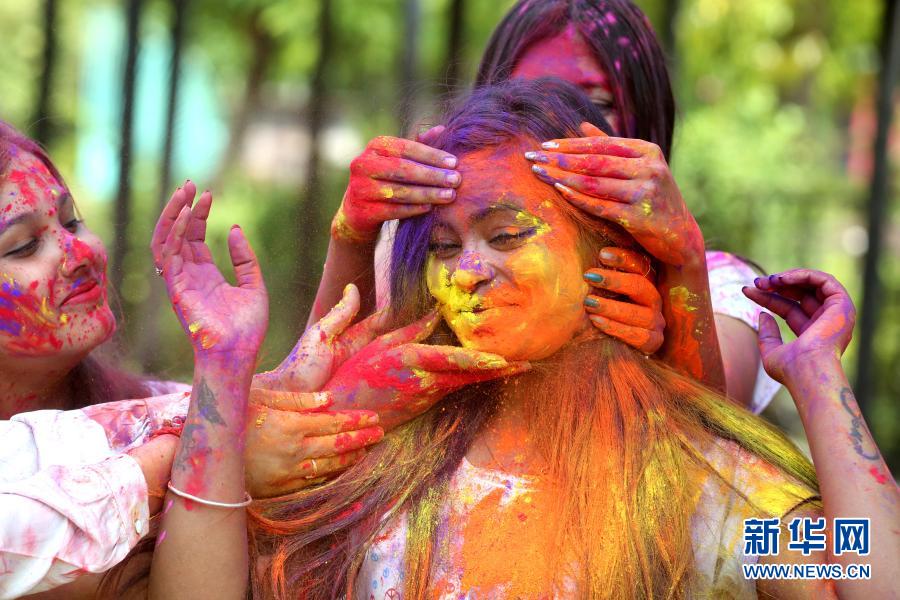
[0,0,896,463]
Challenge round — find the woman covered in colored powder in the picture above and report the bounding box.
[0,122,396,597]
[143,79,898,599]
[312,0,777,414]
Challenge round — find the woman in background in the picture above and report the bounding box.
[311,0,776,413]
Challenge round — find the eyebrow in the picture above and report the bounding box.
[0,191,72,237]
[469,202,524,225]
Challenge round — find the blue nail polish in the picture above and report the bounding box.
[531,164,546,176]
[585,272,604,284]
[584,297,599,307]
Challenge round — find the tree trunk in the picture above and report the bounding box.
[293,0,334,329]
[441,0,465,96]
[854,0,899,414]
[33,0,58,145]
[137,0,188,371]
[397,0,420,136]
[110,0,143,295]
[211,8,274,190]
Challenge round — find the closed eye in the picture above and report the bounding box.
[490,227,537,249]
[428,240,461,259]
[4,238,39,258]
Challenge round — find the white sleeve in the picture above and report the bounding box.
[0,394,189,598]
[706,251,782,415]
[0,454,148,599]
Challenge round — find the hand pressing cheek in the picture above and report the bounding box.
[0,149,114,360]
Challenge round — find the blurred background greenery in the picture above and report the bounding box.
[1,0,897,466]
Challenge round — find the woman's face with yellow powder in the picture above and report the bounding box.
[426,144,590,361]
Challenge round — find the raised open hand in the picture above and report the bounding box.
[323,312,530,431]
[153,185,268,359]
[527,122,703,267]
[332,136,460,243]
[742,269,855,384]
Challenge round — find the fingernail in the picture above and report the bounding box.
[541,141,559,149]
[599,249,619,263]
[439,188,455,199]
[476,355,509,369]
[446,172,461,186]
[531,164,547,176]
[443,156,458,168]
[585,272,604,284]
[584,297,599,308]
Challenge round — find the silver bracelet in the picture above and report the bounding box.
[167,481,253,508]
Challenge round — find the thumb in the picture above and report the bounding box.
[580,121,609,138]
[228,225,265,290]
[313,284,361,340]
[757,312,784,360]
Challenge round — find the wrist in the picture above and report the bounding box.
[331,207,378,244]
[782,350,843,385]
[194,349,259,375]
[129,434,178,515]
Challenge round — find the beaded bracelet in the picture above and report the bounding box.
[167,482,253,509]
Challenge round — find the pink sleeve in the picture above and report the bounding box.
[0,454,148,598]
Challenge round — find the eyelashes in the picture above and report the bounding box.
[428,227,539,259]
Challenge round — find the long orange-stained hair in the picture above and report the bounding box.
[246,79,818,599]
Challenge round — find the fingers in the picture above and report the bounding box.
[598,247,652,276]
[152,181,196,267]
[741,286,810,336]
[553,182,629,223]
[416,124,446,146]
[526,152,639,180]
[354,154,461,190]
[294,448,369,480]
[398,344,511,371]
[589,314,663,354]
[286,409,379,436]
[313,284,361,340]
[579,122,608,137]
[540,136,644,158]
[227,225,265,291]
[533,164,636,203]
[583,296,660,330]
[161,205,191,278]
[372,310,440,349]
[584,268,662,311]
[332,309,391,362]
[299,426,384,458]
[756,312,784,358]
[761,269,851,307]
[367,136,457,169]
[250,389,333,412]
[357,179,456,204]
[186,189,213,243]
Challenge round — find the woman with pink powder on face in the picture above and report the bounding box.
[0,121,392,598]
[310,0,778,415]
